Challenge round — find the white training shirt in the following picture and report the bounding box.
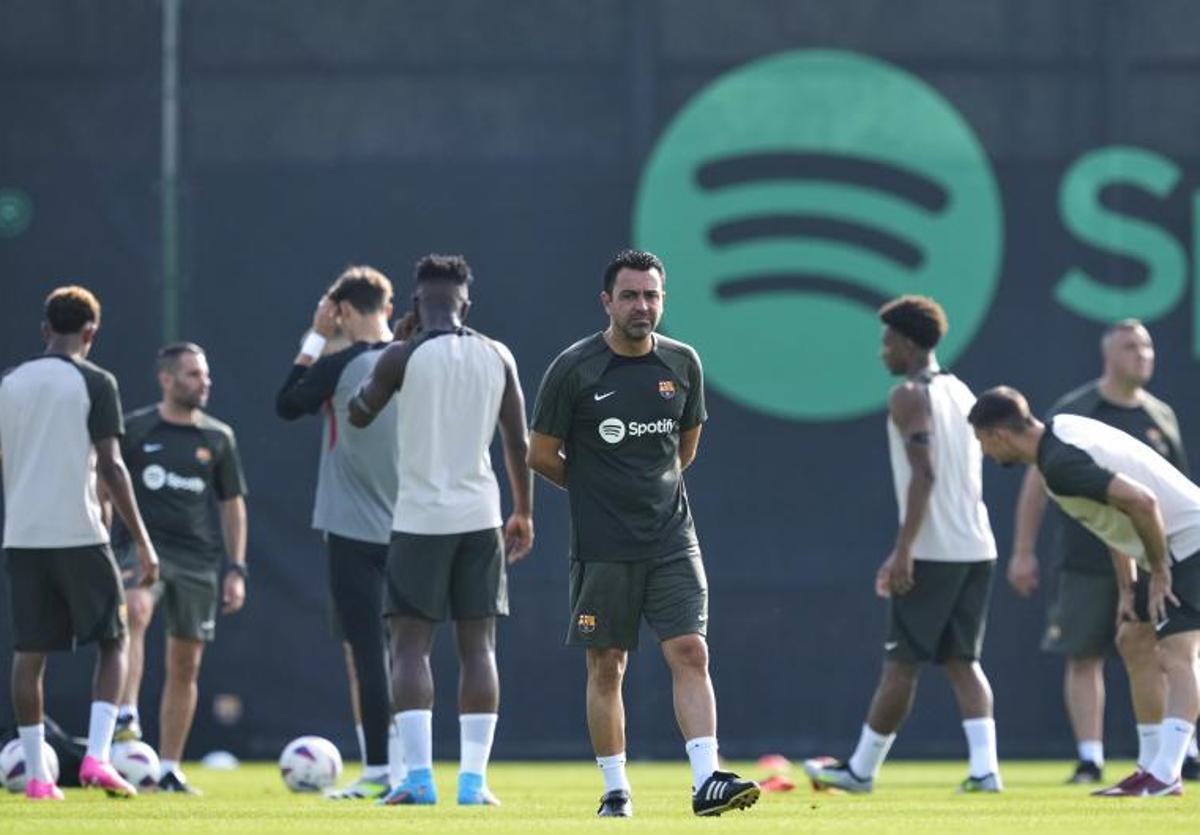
[1039,414,1200,568]
[391,329,509,535]
[887,370,997,563]
[0,355,123,548]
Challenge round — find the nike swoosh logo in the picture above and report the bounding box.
[593,391,616,401]
[884,641,899,651]
[143,443,164,452]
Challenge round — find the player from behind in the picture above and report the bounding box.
[805,296,1002,794]
[970,386,1200,797]
[350,254,534,807]
[276,266,406,798]
[110,342,248,793]
[527,249,760,818]
[0,286,159,800]
[1007,320,1192,783]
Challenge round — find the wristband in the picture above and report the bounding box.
[226,562,248,579]
[300,332,327,359]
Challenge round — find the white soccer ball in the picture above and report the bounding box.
[279,735,342,792]
[112,740,161,790]
[0,738,60,792]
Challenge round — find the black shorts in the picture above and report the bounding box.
[1145,553,1200,640]
[567,548,708,651]
[4,544,127,652]
[886,560,993,665]
[326,533,388,639]
[1042,569,1150,658]
[384,528,507,622]
[116,542,220,641]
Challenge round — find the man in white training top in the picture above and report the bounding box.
[350,254,534,807]
[806,295,1002,794]
[970,385,1200,798]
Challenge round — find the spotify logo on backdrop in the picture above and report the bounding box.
[634,50,1002,421]
[0,188,33,238]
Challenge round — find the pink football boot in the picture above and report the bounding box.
[25,778,65,800]
[79,755,137,798]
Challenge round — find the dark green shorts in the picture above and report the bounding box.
[4,544,127,652]
[886,560,993,665]
[385,528,507,622]
[1042,569,1149,658]
[567,549,707,650]
[117,543,220,641]
[1147,553,1200,640]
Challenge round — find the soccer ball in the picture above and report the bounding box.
[112,740,161,790]
[279,735,342,792]
[0,738,61,792]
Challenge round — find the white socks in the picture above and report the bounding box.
[18,725,47,783]
[396,710,433,772]
[118,704,138,723]
[388,718,407,785]
[1078,739,1104,768]
[1137,723,1162,772]
[460,713,498,777]
[1149,718,1195,784]
[685,736,720,790]
[848,724,896,779]
[387,711,497,781]
[355,724,367,771]
[87,701,119,761]
[597,752,630,793]
[160,758,179,778]
[963,718,1000,778]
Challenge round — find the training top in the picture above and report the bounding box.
[1038,414,1200,569]
[112,406,247,573]
[531,332,706,563]
[886,369,997,563]
[1044,382,1189,575]
[391,329,510,536]
[0,355,123,549]
[277,341,401,545]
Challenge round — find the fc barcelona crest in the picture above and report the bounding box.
[577,613,597,634]
[658,380,676,399]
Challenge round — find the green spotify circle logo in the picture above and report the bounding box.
[0,188,33,238]
[634,50,1002,421]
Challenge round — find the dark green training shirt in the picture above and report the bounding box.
[113,405,248,574]
[1045,382,1188,574]
[531,332,706,562]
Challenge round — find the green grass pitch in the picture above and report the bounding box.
[2,760,1197,833]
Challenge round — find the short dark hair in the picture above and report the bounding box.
[967,386,1036,432]
[44,285,101,335]
[414,254,472,285]
[878,295,948,350]
[327,265,393,314]
[156,342,204,374]
[1104,318,1145,337]
[603,249,666,295]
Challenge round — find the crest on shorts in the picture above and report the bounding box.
[658,380,676,399]
[577,613,597,634]
[195,446,213,464]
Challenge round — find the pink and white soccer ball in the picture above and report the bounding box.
[112,740,162,790]
[279,735,342,792]
[0,738,60,792]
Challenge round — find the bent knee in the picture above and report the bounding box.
[125,595,154,631]
[664,635,709,672]
[587,648,627,684]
